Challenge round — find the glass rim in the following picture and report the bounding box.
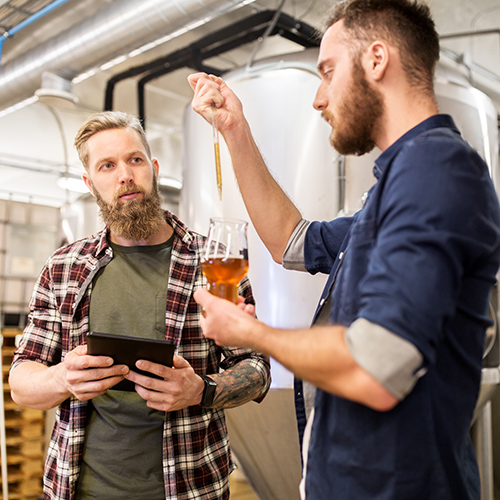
[208,217,248,225]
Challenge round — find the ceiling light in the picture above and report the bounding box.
[34,71,78,107]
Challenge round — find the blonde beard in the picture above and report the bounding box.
[92,177,165,242]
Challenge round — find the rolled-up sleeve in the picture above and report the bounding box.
[345,318,426,400]
[283,217,354,276]
[282,219,311,271]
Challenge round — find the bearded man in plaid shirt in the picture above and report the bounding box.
[9,111,270,500]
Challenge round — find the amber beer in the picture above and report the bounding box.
[201,257,249,304]
[201,217,249,303]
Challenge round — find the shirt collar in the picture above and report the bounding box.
[373,114,460,180]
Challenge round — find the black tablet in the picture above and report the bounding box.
[86,331,176,391]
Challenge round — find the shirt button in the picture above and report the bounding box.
[339,252,344,260]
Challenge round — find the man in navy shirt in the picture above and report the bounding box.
[189,0,500,498]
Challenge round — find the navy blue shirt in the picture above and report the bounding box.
[303,115,500,499]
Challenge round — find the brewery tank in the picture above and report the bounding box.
[180,47,500,500]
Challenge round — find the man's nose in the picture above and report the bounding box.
[117,163,134,184]
[313,84,327,111]
[313,93,325,111]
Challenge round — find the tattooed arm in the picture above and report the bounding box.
[125,352,270,412]
[203,276,271,410]
[209,357,270,409]
[126,277,269,412]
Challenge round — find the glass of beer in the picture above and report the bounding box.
[200,218,249,304]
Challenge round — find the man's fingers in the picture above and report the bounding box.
[67,364,128,385]
[66,352,114,370]
[134,356,190,381]
[194,288,213,309]
[73,344,88,355]
[188,73,224,110]
[72,374,127,401]
[187,72,206,91]
[173,355,190,369]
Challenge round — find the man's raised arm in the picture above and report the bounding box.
[188,72,302,263]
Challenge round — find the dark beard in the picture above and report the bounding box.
[328,59,384,156]
[93,176,165,242]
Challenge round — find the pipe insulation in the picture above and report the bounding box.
[0,0,256,110]
[0,0,72,64]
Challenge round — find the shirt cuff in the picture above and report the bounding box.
[345,318,427,400]
[282,219,311,271]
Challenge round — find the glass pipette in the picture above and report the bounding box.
[211,104,222,200]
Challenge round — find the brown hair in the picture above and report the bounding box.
[74,111,152,170]
[322,0,439,95]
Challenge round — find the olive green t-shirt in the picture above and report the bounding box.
[75,236,174,500]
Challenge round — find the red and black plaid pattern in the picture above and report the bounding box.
[12,211,270,500]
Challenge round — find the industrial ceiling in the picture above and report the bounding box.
[0,0,499,207]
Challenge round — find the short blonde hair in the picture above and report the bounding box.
[74,111,152,170]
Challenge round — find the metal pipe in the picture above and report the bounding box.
[438,29,500,87]
[439,28,500,40]
[338,155,346,215]
[131,11,319,126]
[0,0,71,69]
[245,0,285,72]
[104,9,297,111]
[0,0,257,111]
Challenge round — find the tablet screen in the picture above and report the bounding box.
[86,332,176,391]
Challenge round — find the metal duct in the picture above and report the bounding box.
[0,0,256,111]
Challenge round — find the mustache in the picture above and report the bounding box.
[114,183,146,200]
[321,110,334,121]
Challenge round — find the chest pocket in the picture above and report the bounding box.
[330,216,378,325]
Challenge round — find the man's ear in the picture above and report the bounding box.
[364,41,389,82]
[152,158,160,177]
[82,172,95,196]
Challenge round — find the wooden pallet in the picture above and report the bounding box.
[1,328,44,500]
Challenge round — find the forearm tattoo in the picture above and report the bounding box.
[210,359,268,409]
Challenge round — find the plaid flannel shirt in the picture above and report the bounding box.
[11,211,270,500]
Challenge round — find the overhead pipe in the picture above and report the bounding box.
[0,0,257,111]
[439,29,500,86]
[439,28,500,41]
[138,11,319,127]
[245,0,285,71]
[102,10,319,126]
[0,0,72,68]
[104,9,287,111]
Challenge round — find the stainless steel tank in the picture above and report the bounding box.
[181,50,338,385]
[180,47,500,500]
[181,50,334,499]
